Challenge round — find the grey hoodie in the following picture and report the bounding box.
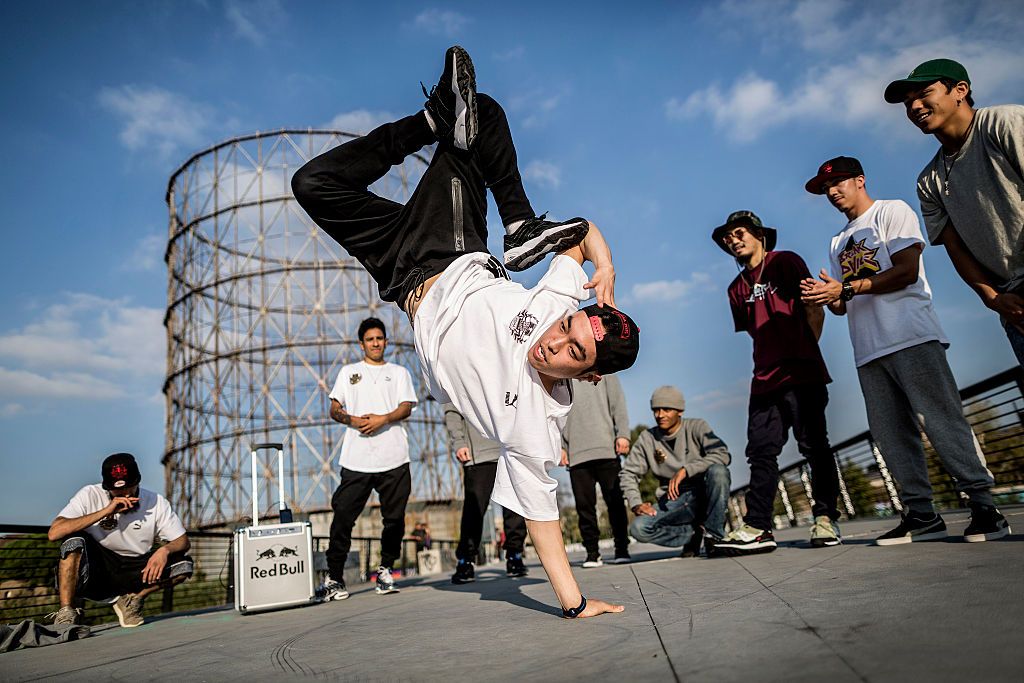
[619,418,731,510]
[561,375,630,467]
[443,404,502,466]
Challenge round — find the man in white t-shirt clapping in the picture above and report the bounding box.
[320,317,418,601]
[47,453,192,628]
[800,156,1010,545]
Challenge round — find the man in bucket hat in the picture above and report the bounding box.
[47,453,192,627]
[710,211,841,555]
[293,45,640,618]
[801,156,1010,544]
[886,59,1024,367]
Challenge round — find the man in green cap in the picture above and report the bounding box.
[710,211,841,555]
[885,59,1024,367]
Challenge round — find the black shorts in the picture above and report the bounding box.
[58,533,193,601]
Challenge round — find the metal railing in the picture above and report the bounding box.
[0,527,477,626]
[727,366,1024,529]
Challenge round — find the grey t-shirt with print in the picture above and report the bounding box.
[917,104,1024,290]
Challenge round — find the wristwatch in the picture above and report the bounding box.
[840,281,855,302]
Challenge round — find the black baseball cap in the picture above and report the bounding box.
[101,453,142,491]
[582,304,640,375]
[884,58,970,104]
[711,210,778,255]
[805,156,864,194]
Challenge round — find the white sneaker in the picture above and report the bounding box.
[581,552,603,568]
[375,566,400,595]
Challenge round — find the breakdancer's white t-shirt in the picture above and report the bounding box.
[414,253,591,521]
[329,361,418,473]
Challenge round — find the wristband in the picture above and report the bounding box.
[562,595,587,619]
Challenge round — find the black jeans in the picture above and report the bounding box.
[291,94,533,303]
[743,382,839,531]
[326,463,411,579]
[569,459,630,555]
[456,461,527,561]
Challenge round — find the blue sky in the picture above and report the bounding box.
[2,1,1022,525]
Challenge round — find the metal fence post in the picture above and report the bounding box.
[777,480,797,527]
[871,441,904,514]
[835,455,856,518]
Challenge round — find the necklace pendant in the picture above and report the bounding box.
[944,186,950,196]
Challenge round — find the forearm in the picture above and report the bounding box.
[386,402,414,424]
[806,304,825,340]
[848,266,917,296]
[330,402,352,425]
[578,221,612,269]
[525,519,582,610]
[942,227,1002,305]
[161,534,190,555]
[48,511,109,541]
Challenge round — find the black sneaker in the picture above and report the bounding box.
[963,503,1011,543]
[581,551,603,568]
[605,550,631,564]
[711,524,777,556]
[319,577,350,601]
[680,529,705,558]
[451,560,476,584]
[421,45,477,151]
[506,554,528,577]
[875,512,947,546]
[503,213,591,272]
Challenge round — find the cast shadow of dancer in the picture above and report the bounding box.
[422,568,556,616]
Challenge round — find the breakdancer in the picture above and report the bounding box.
[292,46,639,618]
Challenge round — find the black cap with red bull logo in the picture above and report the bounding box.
[101,452,142,491]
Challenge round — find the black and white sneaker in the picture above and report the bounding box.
[451,560,475,584]
[319,577,350,601]
[506,554,528,577]
[875,512,947,546]
[375,566,400,595]
[711,524,777,556]
[963,503,1011,543]
[581,551,603,568]
[422,45,477,151]
[605,550,631,564]
[503,213,590,272]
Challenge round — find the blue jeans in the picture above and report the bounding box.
[1003,317,1024,369]
[628,464,730,547]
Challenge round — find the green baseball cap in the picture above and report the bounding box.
[884,58,970,104]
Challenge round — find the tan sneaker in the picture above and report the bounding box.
[47,605,82,626]
[113,594,145,628]
[810,516,841,548]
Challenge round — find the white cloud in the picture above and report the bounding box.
[507,89,565,129]
[225,0,285,47]
[630,272,713,304]
[411,9,470,36]
[1,403,24,418]
[495,46,525,61]
[122,233,166,272]
[325,110,399,136]
[523,160,562,190]
[98,85,216,159]
[0,294,164,404]
[675,0,1024,142]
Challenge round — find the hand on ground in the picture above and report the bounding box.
[577,597,625,618]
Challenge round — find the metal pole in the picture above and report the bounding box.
[250,449,259,526]
[777,480,796,527]
[871,441,904,514]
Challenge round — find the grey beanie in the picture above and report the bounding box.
[650,386,685,411]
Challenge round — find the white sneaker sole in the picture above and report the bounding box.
[713,540,777,555]
[375,586,400,595]
[113,601,143,628]
[964,523,1011,543]
[324,590,350,601]
[875,529,947,546]
[504,220,589,271]
[450,49,475,151]
[605,557,631,564]
[581,560,603,568]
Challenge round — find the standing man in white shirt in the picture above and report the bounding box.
[800,156,1010,545]
[47,453,192,628]
[320,317,418,601]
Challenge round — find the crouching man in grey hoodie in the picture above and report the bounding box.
[619,386,732,558]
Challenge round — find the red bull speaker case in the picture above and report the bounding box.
[234,443,316,614]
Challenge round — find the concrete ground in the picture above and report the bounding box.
[5,509,1023,682]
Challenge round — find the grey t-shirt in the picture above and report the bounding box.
[917,104,1024,289]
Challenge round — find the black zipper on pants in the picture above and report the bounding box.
[451,177,465,251]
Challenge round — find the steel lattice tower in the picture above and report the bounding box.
[163,130,457,527]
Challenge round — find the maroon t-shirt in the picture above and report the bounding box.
[727,250,831,395]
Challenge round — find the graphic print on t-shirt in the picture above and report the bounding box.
[509,310,539,343]
[745,282,777,303]
[839,236,881,282]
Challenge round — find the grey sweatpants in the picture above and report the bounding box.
[857,341,993,514]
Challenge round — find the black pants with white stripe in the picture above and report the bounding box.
[291,94,533,304]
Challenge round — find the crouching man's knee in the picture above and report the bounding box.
[704,464,731,495]
[629,516,656,543]
[166,556,194,584]
[59,536,86,559]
